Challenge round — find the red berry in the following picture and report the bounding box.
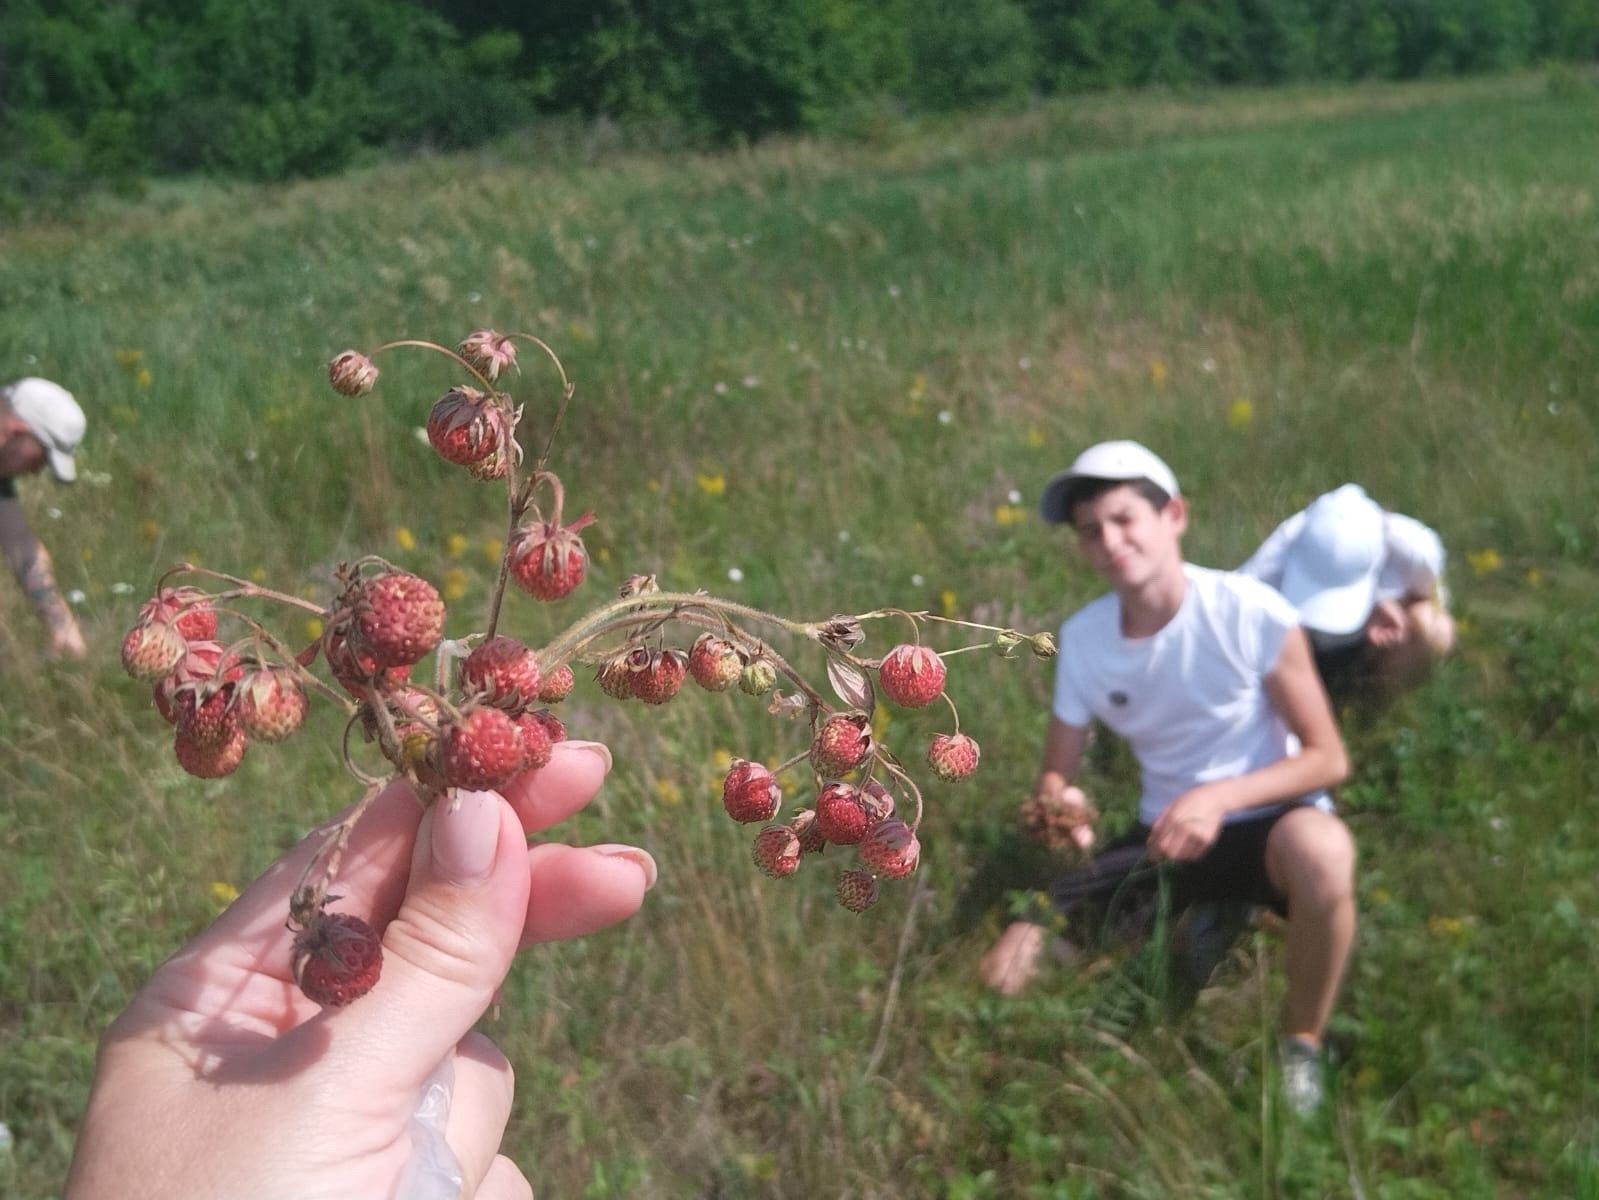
[789,808,827,855]
[688,632,743,692]
[512,711,554,771]
[814,781,870,845]
[508,511,597,601]
[174,681,238,747]
[152,639,230,725]
[426,386,512,467]
[928,732,981,781]
[328,350,379,397]
[325,627,411,697]
[235,667,309,743]
[353,572,445,668]
[442,707,525,790]
[537,663,575,704]
[629,648,687,705]
[810,712,874,776]
[722,759,781,824]
[461,636,541,710]
[878,644,946,708]
[138,586,218,641]
[752,825,802,878]
[594,650,635,700]
[174,725,248,779]
[836,869,880,913]
[860,819,921,879]
[524,707,567,744]
[292,911,383,1008]
[121,620,186,680]
[457,329,517,382]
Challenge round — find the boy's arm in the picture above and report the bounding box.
[1149,627,1348,860]
[0,496,87,657]
[1032,717,1097,848]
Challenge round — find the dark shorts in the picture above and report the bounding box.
[1042,807,1300,935]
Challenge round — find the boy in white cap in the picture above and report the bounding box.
[1238,483,1454,698]
[978,440,1354,1116]
[1,378,88,659]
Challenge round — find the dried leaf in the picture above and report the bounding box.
[766,690,809,719]
[827,658,875,712]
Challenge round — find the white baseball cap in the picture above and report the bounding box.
[6,377,85,483]
[1039,440,1180,524]
[1279,484,1386,636]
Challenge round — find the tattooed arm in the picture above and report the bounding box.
[0,491,87,658]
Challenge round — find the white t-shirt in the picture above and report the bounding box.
[1240,503,1447,607]
[1053,564,1330,826]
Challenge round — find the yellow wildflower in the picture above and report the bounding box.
[567,321,595,343]
[909,373,928,401]
[1467,549,1502,575]
[442,567,469,602]
[696,472,727,497]
[994,504,1027,527]
[394,526,417,552]
[1427,915,1468,938]
[872,707,893,741]
[134,367,153,390]
[940,589,958,618]
[1370,886,1392,905]
[445,532,468,559]
[653,778,682,807]
[113,347,144,369]
[1149,360,1168,386]
[1227,398,1254,429]
[1525,567,1543,586]
[249,565,267,583]
[306,617,324,641]
[1026,427,1046,448]
[138,519,161,541]
[482,538,503,563]
[711,749,734,772]
[208,881,239,906]
[596,545,612,563]
[647,478,661,493]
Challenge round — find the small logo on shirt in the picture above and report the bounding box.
[1108,690,1129,707]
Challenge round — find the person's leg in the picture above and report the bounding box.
[1263,807,1357,1043]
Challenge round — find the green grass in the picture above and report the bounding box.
[3,71,1598,1197]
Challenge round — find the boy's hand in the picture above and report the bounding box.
[1148,784,1228,861]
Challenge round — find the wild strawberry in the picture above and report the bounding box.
[629,648,687,704]
[235,667,309,743]
[174,725,248,779]
[752,825,802,878]
[594,650,635,700]
[524,707,567,744]
[688,633,743,692]
[121,620,186,680]
[457,329,517,381]
[174,679,239,747]
[463,445,511,482]
[928,732,980,781]
[810,712,873,776]
[860,779,896,824]
[352,572,445,667]
[153,639,229,725]
[327,350,379,397]
[461,636,541,710]
[291,910,383,1008]
[138,586,218,641]
[325,627,410,696]
[860,819,921,879]
[508,511,597,601]
[722,759,781,824]
[836,869,880,914]
[739,658,777,695]
[789,808,827,855]
[426,386,512,467]
[537,663,575,703]
[512,711,554,771]
[814,781,870,845]
[878,644,946,708]
[441,707,525,790]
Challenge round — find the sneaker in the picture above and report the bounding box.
[1279,1036,1325,1117]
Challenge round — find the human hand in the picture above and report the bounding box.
[1147,784,1227,862]
[48,617,88,660]
[1024,781,1097,852]
[64,740,655,1200]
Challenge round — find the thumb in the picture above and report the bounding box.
[320,789,530,1094]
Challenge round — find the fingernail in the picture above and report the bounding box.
[432,790,501,885]
[565,740,612,775]
[593,843,658,891]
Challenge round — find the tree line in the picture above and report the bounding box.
[4,0,1596,204]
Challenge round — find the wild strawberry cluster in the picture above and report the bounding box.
[123,329,1053,1007]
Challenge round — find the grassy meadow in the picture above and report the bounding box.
[3,71,1599,1197]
